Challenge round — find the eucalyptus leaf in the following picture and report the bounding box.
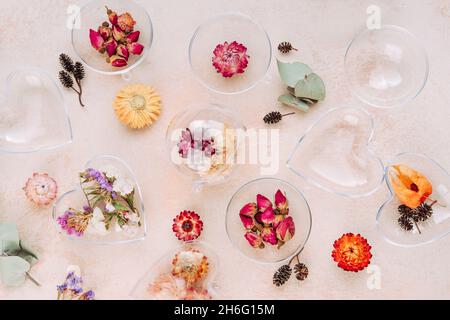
[0,222,20,254]
[278,94,310,113]
[277,59,312,87]
[294,73,326,101]
[0,256,30,287]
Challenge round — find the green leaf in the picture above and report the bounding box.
[294,73,326,101]
[278,94,310,112]
[0,256,30,287]
[277,59,312,87]
[0,222,20,254]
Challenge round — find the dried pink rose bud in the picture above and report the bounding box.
[23,173,58,206]
[256,194,272,212]
[117,12,136,33]
[261,227,278,245]
[110,55,128,67]
[105,38,118,57]
[126,30,140,43]
[112,25,125,42]
[117,44,129,61]
[127,42,144,55]
[244,231,264,248]
[106,6,118,26]
[276,216,295,242]
[89,29,105,51]
[98,25,112,40]
[260,207,275,225]
[275,189,289,215]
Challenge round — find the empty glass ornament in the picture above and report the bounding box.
[287,107,384,197]
[0,68,72,153]
[345,25,428,108]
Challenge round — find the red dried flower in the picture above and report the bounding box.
[212,41,249,78]
[331,233,372,272]
[172,210,204,241]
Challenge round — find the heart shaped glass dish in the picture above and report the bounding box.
[225,178,312,264]
[166,103,246,191]
[377,153,450,247]
[345,25,428,108]
[130,241,219,300]
[71,0,153,76]
[0,68,72,153]
[52,155,146,244]
[189,12,272,94]
[287,107,384,197]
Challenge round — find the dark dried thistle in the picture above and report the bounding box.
[263,111,295,124]
[273,265,292,287]
[398,214,413,231]
[278,41,298,54]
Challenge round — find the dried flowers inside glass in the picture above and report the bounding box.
[89,7,144,67]
[57,265,95,300]
[23,173,58,206]
[57,166,141,238]
[240,189,295,249]
[212,41,249,77]
[176,120,236,179]
[147,248,212,300]
[331,233,372,272]
[388,164,440,233]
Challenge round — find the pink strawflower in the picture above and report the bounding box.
[212,41,249,78]
[23,173,58,205]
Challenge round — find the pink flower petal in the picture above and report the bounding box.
[89,29,104,50]
[256,194,272,212]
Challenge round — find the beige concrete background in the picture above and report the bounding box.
[1,0,450,299]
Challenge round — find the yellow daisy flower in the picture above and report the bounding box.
[113,84,161,129]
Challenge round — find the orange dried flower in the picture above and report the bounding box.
[172,249,209,286]
[23,173,58,205]
[389,164,432,209]
[332,233,372,272]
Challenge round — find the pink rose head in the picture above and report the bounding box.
[112,25,125,42]
[110,55,127,67]
[98,25,112,40]
[126,30,140,43]
[89,29,104,51]
[117,12,136,33]
[239,214,255,230]
[254,212,263,224]
[261,227,278,246]
[244,231,264,248]
[128,42,144,55]
[273,214,284,229]
[117,44,129,60]
[105,38,118,57]
[106,7,118,26]
[256,194,273,212]
[275,189,289,215]
[239,202,257,217]
[260,206,275,225]
[276,216,295,242]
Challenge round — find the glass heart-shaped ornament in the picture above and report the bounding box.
[0,68,72,153]
[130,241,220,300]
[377,153,450,247]
[52,155,146,244]
[287,107,385,197]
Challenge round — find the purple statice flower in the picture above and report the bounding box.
[85,168,113,192]
[57,210,85,237]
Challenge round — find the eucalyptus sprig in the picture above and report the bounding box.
[277,59,326,112]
